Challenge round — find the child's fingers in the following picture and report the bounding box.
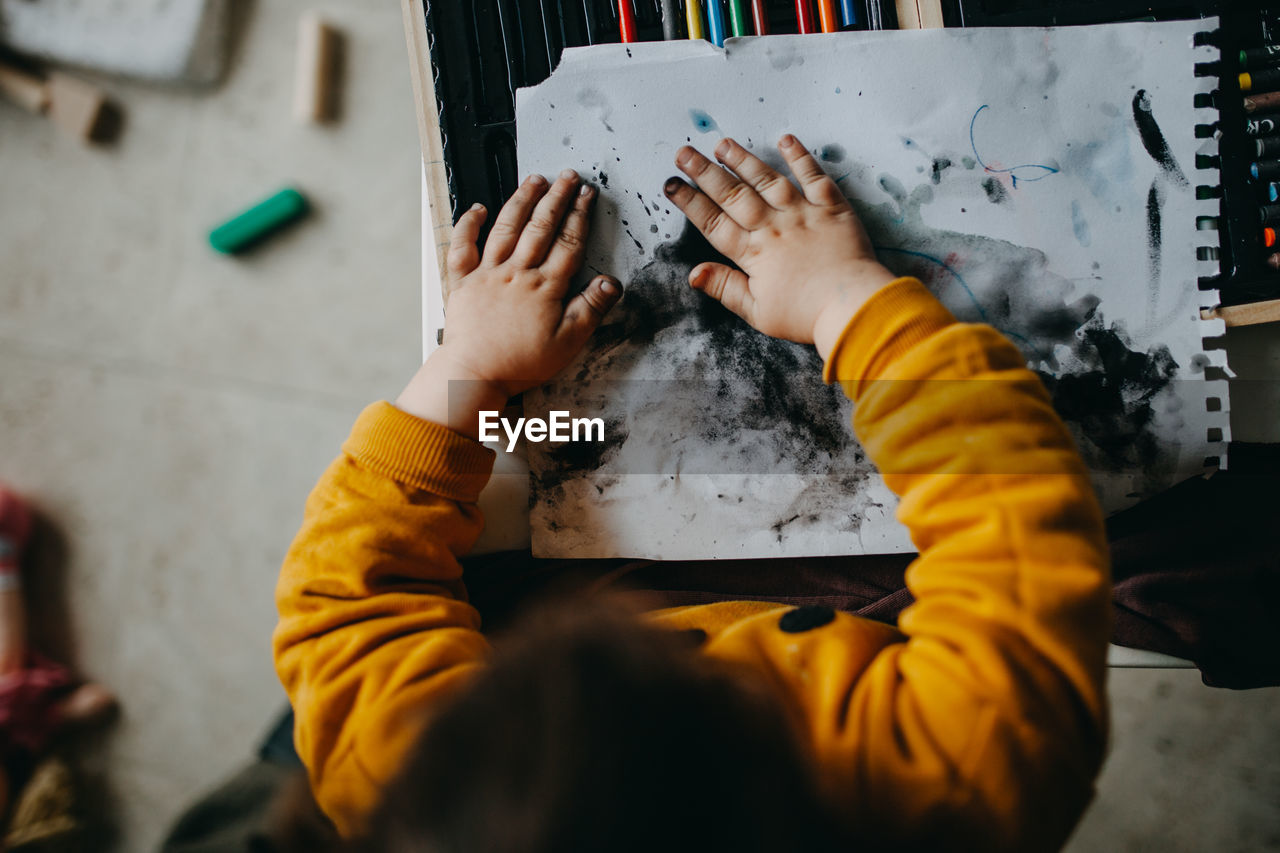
[778,134,846,207]
[557,275,624,347]
[714,138,799,209]
[663,177,750,260]
[541,183,596,284]
[510,169,581,269]
[689,262,755,326]
[483,174,549,266]
[676,145,771,229]
[446,203,486,278]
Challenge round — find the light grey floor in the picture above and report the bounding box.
[0,3,1276,851]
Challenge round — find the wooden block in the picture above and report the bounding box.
[1201,298,1280,328]
[918,0,945,28]
[294,13,342,123]
[46,71,108,141]
[894,0,921,28]
[0,60,49,114]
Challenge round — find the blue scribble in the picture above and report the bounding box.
[875,246,986,321]
[1070,200,1092,247]
[874,245,1036,352]
[689,109,720,134]
[969,104,1060,189]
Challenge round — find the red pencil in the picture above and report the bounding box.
[795,0,816,33]
[751,0,770,33]
[817,0,838,32]
[619,0,638,42]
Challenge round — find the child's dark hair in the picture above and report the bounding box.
[354,597,851,853]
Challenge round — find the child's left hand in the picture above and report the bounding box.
[396,170,622,439]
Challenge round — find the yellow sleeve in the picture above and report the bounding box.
[821,278,1110,849]
[272,401,496,837]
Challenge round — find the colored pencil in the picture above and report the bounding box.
[1246,114,1280,137]
[751,0,770,33]
[839,0,859,28]
[1265,227,1277,249]
[687,0,706,40]
[1240,68,1280,93]
[728,0,750,37]
[706,0,727,46]
[661,0,679,39]
[618,0,638,42]
[1241,45,1280,70]
[817,0,839,32]
[1257,136,1280,159]
[1244,90,1280,113]
[795,0,816,34]
[1251,159,1280,182]
[1258,202,1280,224]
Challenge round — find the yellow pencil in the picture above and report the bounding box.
[687,0,706,40]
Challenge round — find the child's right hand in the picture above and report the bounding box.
[663,134,898,362]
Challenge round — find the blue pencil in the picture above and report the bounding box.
[839,0,859,27]
[706,0,727,47]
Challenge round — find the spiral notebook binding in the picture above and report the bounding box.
[1193,22,1232,471]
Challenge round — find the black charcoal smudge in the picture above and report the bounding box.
[577,88,615,133]
[534,220,872,522]
[930,157,953,184]
[1035,315,1178,474]
[537,417,629,479]
[1132,89,1189,188]
[819,144,846,163]
[982,176,1009,204]
[854,163,1183,495]
[1146,179,1164,319]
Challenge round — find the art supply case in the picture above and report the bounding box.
[415,0,1280,309]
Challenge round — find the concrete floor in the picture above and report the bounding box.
[0,2,1276,850]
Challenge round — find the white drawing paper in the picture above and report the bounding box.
[515,20,1229,559]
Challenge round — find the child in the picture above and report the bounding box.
[273,134,1111,852]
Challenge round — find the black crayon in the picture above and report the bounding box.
[1259,203,1280,224]
[1241,45,1280,70]
[661,0,679,39]
[1241,67,1280,93]
[1258,136,1280,159]
[1250,159,1280,182]
[1246,114,1280,136]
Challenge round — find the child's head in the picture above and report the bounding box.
[357,599,849,853]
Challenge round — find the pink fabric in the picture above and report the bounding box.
[0,653,71,757]
[0,484,33,575]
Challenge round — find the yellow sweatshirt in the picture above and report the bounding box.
[273,277,1111,850]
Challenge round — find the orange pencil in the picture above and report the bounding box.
[817,0,839,32]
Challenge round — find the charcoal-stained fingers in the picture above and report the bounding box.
[511,169,581,269]
[778,134,846,207]
[447,203,486,278]
[541,182,597,286]
[483,174,549,265]
[663,175,750,260]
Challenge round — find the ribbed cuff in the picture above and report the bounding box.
[821,277,956,400]
[341,402,496,503]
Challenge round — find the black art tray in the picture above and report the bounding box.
[419,0,1276,307]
